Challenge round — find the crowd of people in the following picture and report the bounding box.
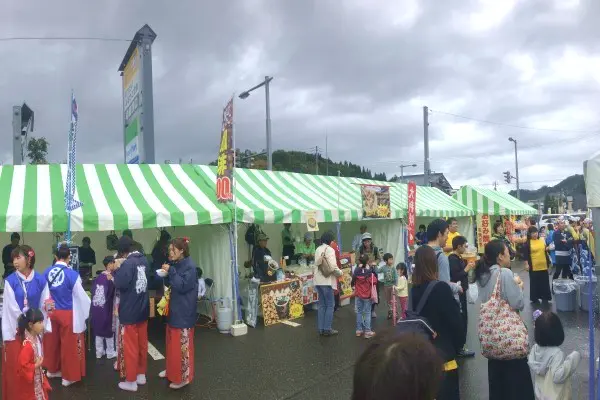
[343,218,585,400]
[1,233,201,397]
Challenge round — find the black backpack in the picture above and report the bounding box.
[396,281,439,340]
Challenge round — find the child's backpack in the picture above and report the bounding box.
[396,281,439,341]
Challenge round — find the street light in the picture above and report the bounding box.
[399,163,417,181]
[239,76,274,170]
[508,137,520,199]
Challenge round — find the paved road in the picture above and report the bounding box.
[2,263,597,399]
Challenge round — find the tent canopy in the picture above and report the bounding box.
[197,166,472,224]
[453,185,537,216]
[0,164,231,232]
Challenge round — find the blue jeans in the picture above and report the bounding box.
[316,285,335,332]
[355,297,372,332]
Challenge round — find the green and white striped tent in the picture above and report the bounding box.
[453,186,537,216]
[196,166,381,223]
[388,182,473,218]
[0,164,231,232]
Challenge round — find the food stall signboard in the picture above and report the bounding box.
[216,98,234,203]
[477,214,491,253]
[360,184,391,219]
[259,279,304,326]
[407,181,417,246]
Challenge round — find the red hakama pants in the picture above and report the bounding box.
[117,321,148,383]
[3,339,23,400]
[43,309,86,383]
[165,325,195,385]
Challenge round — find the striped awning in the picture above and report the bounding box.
[393,183,474,218]
[196,166,365,224]
[453,186,537,216]
[0,164,231,232]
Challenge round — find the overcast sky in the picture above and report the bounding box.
[1,0,599,192]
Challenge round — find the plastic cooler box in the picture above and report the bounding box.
[552,279,578,312]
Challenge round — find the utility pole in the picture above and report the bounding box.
[314,146,320,175]
[423,106,430,187]
[508,137,520,199]
[493,181,498,191]
[325,133,329,176]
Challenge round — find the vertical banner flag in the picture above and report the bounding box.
[407,181,417,246]
[360,184,391,219]
[216,98,234,203]
[65,92,82,213]
[477,214,491,253]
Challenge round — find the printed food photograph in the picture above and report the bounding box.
[259,280,304,326]
[361,185,391,218]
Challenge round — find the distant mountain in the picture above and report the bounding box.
[509,174,586,202]
[209,149,388,181]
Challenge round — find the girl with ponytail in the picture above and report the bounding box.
[16,308,52,399]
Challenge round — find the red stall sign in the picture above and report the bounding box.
[407,181,417,246]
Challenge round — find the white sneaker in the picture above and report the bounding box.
[46,371,62,379]
[62,379,76,387]
[158,370,167,379]
[118,381,138,392]
[136,374,147,385]
[169,381,189,390]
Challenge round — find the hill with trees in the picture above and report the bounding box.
[210,149,388,180]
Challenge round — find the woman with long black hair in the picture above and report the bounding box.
[475,240,534,400]
[522,226,552,303]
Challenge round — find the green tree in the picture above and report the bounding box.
[27,137,49,164]
[543,194,559,214]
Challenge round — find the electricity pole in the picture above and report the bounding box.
[314,146,321,175]
[423,106,431,187]
[325,133,329,176]
[508,137,520,199]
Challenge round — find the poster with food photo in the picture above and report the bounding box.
[360,185,391,219]
[259,279,304,326]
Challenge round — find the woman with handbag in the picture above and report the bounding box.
[314,232,343,337]
[158,237,199,390]
[476,239,534,400]
[411,245,465,400]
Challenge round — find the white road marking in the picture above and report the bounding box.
[280,320,301,327]
[147,342,165,360]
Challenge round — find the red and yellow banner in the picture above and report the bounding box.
[477,214,491,253]
[216,98,234,203]
[407,181,417,246]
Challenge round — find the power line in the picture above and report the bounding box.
[429,109,600,134]
[0,36,132,42]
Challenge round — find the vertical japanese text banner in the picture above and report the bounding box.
[216,98,234,203]
[477,214,491,253]
[407,182,417,246]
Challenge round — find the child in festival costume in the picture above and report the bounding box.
[528,310,581,400]
[394,263,409,320]
[91,256,117,359]
[17,308,52,400]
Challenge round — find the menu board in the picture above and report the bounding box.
[477,214,491,253]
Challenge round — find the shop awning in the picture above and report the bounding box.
[453,186,537,216]
[0,164,231,232]
[196,165,365,223]
[394,183,474,217]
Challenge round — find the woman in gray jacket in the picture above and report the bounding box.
[476,240,534,400]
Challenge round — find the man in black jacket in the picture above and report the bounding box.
[114,236,150,392]
[448,235,476,358]
[553,219,574,280]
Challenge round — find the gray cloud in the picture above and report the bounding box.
[0,0,598,192]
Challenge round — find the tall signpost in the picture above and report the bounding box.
[118,24,157,164]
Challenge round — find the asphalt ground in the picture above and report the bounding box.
[2,262,597,399]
